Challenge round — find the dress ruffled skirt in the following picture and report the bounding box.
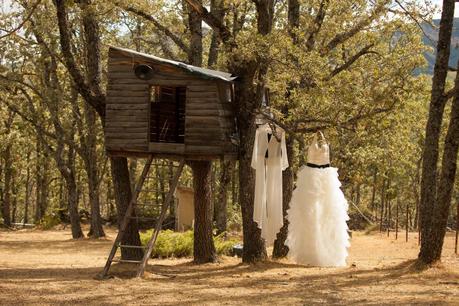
[286,166,350,267]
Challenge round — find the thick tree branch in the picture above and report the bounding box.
[322,0,389,54]
[115,2,190,54]
[325,44,378,80]
[184,0,232,42]
[53,0,105,117]
[78,0,105,103]
[305,0,328,50]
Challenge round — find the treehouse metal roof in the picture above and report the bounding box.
[109,46,237,82]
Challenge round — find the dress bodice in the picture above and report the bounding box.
[307,132,330,165]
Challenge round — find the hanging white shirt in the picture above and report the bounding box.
[251,124,289,246]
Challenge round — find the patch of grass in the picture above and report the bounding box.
[140,229,240,258]
[364,223,380,235]
[38,213,61,230]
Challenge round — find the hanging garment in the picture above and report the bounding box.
[286,132,350,267]
[251,123,289,246]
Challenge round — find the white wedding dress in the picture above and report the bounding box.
[286,133,350,267]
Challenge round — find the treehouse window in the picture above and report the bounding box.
[149,86,186,143]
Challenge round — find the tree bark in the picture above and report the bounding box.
[271,0,300,259]
[371,168,378,220]
[187,0,203,66]
[189,160,217,263]
[11,177,17,224]
[24,151,31,225]
[64,136,84,239]
[35,137,50,222]
[215,160,232,235]
[420,69,459,262]
[379,178,386,232]
[67,171,84,239]
[83,104,105,238]
[405,202,410,242]
[129,158,137,193]
[456,195,458,254]
[273,136,295,258]
[2,139,12,227]
[232,64,268,262]
[111,157,143,260]
[418,0,456,265]
[395,195,399,240]
[208,0,224,67]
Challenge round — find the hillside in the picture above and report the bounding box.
[421,18,459,74]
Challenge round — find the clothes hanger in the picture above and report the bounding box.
[313,130,327,148]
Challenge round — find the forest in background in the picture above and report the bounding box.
[0,0,457,261]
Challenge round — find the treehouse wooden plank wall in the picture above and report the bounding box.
[105,46,238,160]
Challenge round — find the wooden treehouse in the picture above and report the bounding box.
[105,46,238,160]
[100,46,239,278]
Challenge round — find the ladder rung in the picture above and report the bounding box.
[118,244,147,249]
[112,259,142,264]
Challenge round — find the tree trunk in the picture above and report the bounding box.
[111,157,143,260]
[272,0,299,259]
[83,104,105,238]
[273,136,295,258]
[233,73,267,263]
[406,202,409,242]
[387,199,391,237]
[67,173,84,239]
[11,177,17,224]
[371,168,377,218]
[2,142,12,227]
[419,66,459,263]
[418,0,455,264]
[208,0,224,68]
[187,0,203,66]
[395,195,399,240]
[129,158,138,194]
[379,178,386,232]
[189,160,217,263]
[455,196,458,254]
[35,138,49,222]
[64,142,84,239]
[215,160,232,235]
[231,163,238,206]
[24,152,31,225]
[355,184,361,206]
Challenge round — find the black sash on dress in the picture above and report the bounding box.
[306,163,330,169]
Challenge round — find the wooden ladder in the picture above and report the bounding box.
[99,155,185,278]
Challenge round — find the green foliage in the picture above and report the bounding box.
[37,212,61,230]
[214,233,240,255]
[140,230,240,258]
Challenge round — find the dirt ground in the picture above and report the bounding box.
[0,228,458,305]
